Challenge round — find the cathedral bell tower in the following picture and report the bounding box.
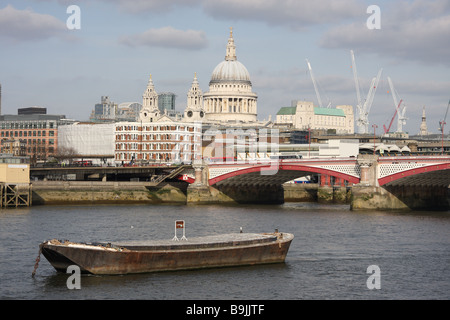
[139,74,160,122]
[184,73,205,122]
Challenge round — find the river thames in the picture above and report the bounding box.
[0,202,449,300]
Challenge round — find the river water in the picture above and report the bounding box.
[0,202,449,300]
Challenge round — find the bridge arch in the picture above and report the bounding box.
[208,163,360,186]
[378,163,450,186]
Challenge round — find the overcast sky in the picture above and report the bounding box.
[0,0,449,134]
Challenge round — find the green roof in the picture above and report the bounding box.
[314,107,345,117]
[276,106,296,115]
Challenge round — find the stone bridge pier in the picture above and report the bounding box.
[186,161,285,204]
[351,155,450,211]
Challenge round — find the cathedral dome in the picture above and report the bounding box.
[210,60,251,84]
[203,28,258,123]
[209,27,251,85]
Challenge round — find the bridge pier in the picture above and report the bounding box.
[350,154,450,210]
[187,161,235,204]
[351,185,409,210]
[351,185,450,211]
[351,154,409,210]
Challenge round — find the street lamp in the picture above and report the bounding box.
[372,124,378,155]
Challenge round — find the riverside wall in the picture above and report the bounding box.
[31,181,350,205]
[31,181,188,205]
[32,180,449,210]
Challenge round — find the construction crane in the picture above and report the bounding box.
[383,99,403,134]
[439,100,450,133]
[350,50,382,134]
[439,100,450,155]
[306,59,331,108]
[387,76,407,133]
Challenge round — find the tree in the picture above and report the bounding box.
[54,146,78,165]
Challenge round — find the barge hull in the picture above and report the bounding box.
[41,233,293,275]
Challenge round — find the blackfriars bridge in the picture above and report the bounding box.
[178,155,450,210]
[30,155,450,210]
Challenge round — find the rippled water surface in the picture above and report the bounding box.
[0,203,449,300]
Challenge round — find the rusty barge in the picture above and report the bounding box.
[38,231,294,275]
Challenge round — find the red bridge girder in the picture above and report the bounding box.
[378,163,450,186]
[208,164,360,186]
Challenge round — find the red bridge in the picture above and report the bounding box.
[178,155,450,210]
[178,155,450,188]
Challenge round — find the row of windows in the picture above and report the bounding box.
[315,116,346,126]
[115,152,192,161]
[116,125,198,132]
[116,134,194,141]
[26,147,55,153]
[211,84,250,91]
[1,130,55,138]
[116,143,196,152]
[1,138,55,145]
[2,139,55,145]
[1,122,55,129]
[0,146,55,154]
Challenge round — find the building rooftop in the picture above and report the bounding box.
[314,107,345,117]
[0,114,66,121]
[18,107,47,115]
[276,106,296,115]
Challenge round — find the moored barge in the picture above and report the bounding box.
[38,231,294,275]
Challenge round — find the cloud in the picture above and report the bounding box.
[60,0,363,29]
[202,0,365,30]
[0,5,68,42]
[320,0,450,66]
[119,26,208,50]
[107,0,202,14]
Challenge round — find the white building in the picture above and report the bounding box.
[318,139,359,157]
[114,121,201,164]
[117,102,142,121]
[276,100,354,134]
[57,122,115,165]
[115,73,203,165]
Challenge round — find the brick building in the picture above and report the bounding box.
[0,113,74,162]
[114,120,202,165]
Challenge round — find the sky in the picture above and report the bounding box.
[0,0,449,135]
